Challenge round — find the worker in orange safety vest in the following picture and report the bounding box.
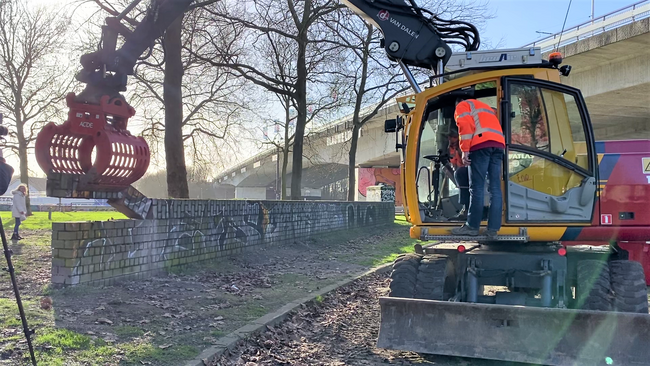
[450,98,505,239]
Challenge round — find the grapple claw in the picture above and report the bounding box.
[35,92,149,197]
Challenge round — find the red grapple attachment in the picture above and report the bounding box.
[35,92,150,198]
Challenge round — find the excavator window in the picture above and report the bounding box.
[503,77,596,223]
[508,83,589,172]
[509,84,551,152]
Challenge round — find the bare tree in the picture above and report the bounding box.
[197,0,344,200]
[258,95,295,200]
[322,10,411,201]
[85,0,251,198]
[0,0,72,213]
[247,23,346,200]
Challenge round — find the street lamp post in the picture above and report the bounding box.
[275,145,280,200]
[591,0,595,22]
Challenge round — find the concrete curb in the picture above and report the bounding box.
[184,262,394,366]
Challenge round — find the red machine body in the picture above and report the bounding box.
[35,93,149,192]
[561,139,650,283]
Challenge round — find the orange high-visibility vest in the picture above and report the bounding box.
[448,135,463,167]
[454,99,505,152]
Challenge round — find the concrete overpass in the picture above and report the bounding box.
[215,1,650,200]
[215,102,402,199]
[524,0,650,139]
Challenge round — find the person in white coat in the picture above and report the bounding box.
[11,184,27,240]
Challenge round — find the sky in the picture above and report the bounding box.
[11,0,639,180]
[482,0,631,48]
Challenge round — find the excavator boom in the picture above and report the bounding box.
[342,0,479,90]
[77,0,194,103]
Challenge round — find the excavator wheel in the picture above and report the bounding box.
[388,253,422,298]
[576,260,612,311]
[415,255,456,301]
[609,260,649,313]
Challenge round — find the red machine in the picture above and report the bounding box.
[35,93,149,193]
[562,139,650,284]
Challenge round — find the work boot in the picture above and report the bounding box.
[448,207,467,221]
[485,229,498,240]
[450,224,479,236]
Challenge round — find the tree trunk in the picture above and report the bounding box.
[290,37,308,200]
[346,25,371,202]
[163,15,189,198]
[281,146,289,200]
[347,124,361,201]
[18,141,31,215]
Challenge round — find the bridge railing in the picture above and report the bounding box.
[523,0,650,53]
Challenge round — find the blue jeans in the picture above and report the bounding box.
[467,147,504,231]
[14,217,20,235]
[454,166,470,208]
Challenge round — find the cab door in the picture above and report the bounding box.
[501,77,598,223]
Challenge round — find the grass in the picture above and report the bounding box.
[122,342,199,365]
[114,325,145,339]
[33,328,125,365]
[0,211,127,231]
[30,324,194,366]
[33,328,92,350]
[0,299,51,331]
[210,330,227,338]
[330,217,420,267]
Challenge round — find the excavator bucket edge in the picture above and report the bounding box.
[377,297,650,366]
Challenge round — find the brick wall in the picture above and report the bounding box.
[51,200,395,286]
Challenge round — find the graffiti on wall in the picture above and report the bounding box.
[380,187,396,202]
[66,200,383,281]
[358,168,402,206]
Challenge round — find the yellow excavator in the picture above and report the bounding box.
[342,0,650,365]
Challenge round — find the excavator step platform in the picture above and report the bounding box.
[422,234,529,242]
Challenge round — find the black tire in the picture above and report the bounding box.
[609,260,649,313]
[415,255,456,301]
[576,260,612,311]
[388,253,422,298]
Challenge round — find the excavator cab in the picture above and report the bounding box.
[401,66,598,242]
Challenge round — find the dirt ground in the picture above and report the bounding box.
[0,222,417,365]
[213,271,529,366]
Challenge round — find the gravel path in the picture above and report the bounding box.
[213,272,528,366]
